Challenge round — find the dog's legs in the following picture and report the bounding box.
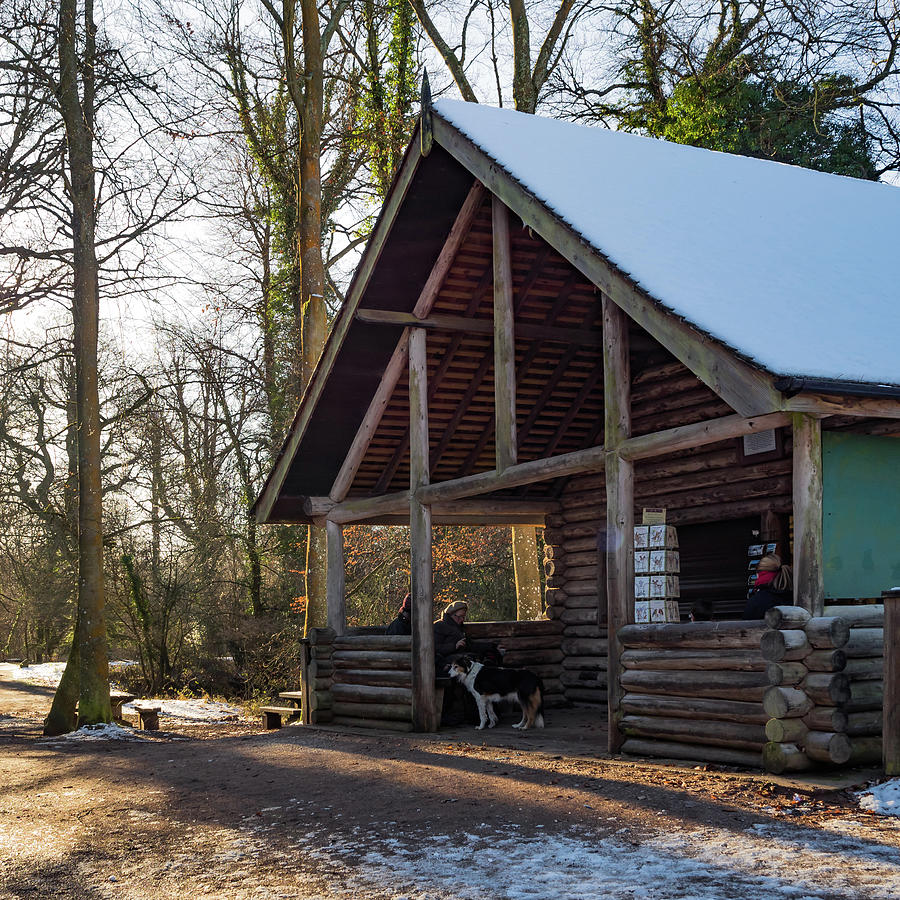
[512,697,528,729]
[475,694,489,729]
[514,694,539,729]
[486,700,498,728]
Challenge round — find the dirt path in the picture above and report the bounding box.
[2,670,899,899]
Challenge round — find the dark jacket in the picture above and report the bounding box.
[433,613,500,670]
[743,587,790,620]
[385,612,411,636]
[433,613,466,662]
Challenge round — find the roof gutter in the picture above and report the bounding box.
[775,377,900,400]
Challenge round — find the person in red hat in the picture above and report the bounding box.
[385,592,412,635]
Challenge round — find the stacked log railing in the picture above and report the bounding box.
[300,622,564,731]
[299,627,335,725]
[617,621,771,768]
[466,619,566,707]
[762,605,884,773]
[330,633,414,732]
[542,534,608,705]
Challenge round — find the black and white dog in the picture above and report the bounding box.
[447,656,545,730]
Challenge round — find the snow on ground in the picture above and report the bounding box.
[0,661,245,723]
[858,778,900,816]
[253,801,900,900]
[60,723,147,742]
[1,661,68,687]
[121,697,244,722]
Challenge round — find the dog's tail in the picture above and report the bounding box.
[519,676,545,729]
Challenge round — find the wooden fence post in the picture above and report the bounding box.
[885,589,900,775]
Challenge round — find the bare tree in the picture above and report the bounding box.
[1,0,202,732]
[548,0,900,176]
[408,0,590,111]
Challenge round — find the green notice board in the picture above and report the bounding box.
[823,431,900,599]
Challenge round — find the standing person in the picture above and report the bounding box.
[385,593,412,635]
[743,554,793,619]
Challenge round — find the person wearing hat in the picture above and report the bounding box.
[433,600,502,726]
[385,593,412,636]
[433,600,503,671]
[743,554,793,619]
[433,600,470,667]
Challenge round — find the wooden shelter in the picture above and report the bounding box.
[253,98,900,767]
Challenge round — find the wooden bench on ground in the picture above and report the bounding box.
[260,692,304,729]
[130,703,161,731]
[109,691,136,720]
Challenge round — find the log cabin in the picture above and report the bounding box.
[252,95,900,770]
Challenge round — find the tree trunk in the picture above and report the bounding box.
[297,0,328,631]
[43,615,80,735]
[512,526,543,619]
[57,0,110,727]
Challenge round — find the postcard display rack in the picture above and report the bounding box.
[747,540,780,591]
[634,525,680,623]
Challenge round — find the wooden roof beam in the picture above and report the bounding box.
[413,180,486,317]
[419,410,793,506]
[329,330,410,502]
[433,114,784,417]
[355,308,604,347]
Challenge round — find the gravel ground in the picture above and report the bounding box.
[1,668,898,899]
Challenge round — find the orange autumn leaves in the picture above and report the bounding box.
[338,525,523,626]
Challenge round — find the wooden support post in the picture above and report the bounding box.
[885,590,900,775]
[326,520,346,636]
[603,295,632,754]
[409,328,438,732]
[492,196,517,472]
[792,413,824,615]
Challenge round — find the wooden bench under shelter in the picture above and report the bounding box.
[249,83,900,771]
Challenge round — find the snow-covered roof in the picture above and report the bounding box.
[435,100,900,387]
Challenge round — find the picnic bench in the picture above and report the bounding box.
[109,691,136,720]
[131,704,161,730]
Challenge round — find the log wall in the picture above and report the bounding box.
[616,621,770,768]
[466,619,566,708]
[300,621,568,731]
[300,627,336,726]
[329,631,414,732]
[762,604,884,773]
[542,360,795,704]
[599,609,884,770]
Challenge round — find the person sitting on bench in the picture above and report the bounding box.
[433,600,503,726]
[385,593,412,636]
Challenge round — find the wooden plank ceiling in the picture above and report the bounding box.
[346,192,684,501]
